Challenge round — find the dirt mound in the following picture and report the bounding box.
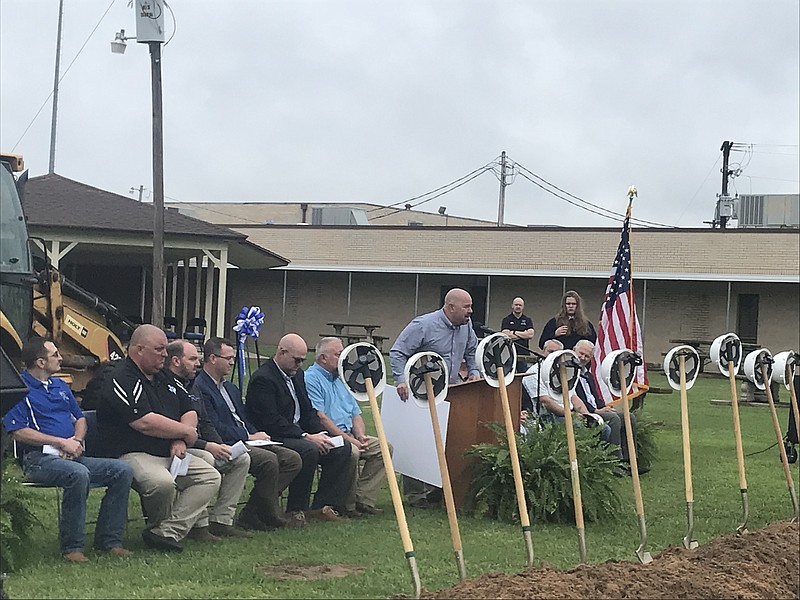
[418,521,799,599]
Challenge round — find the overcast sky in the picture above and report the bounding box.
[1,1,798,228]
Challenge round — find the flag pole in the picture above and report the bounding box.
[625,186,636,346]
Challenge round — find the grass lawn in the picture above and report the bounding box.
[4,370,798,599]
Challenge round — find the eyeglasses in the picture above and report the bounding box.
[292,356,306,365]
[213,354,236,362]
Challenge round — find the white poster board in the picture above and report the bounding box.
[380,384,450,487]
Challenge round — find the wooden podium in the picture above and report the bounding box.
[444,374,523,509]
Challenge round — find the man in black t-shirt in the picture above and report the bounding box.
[97,324,221,552]
[501,297,536,371]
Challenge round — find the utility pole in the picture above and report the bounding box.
[48,0,64,174]
[716,140,734,229]
[497,150,507,227]
[150,40,165,329]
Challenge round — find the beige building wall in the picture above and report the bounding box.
[228,271,799,370]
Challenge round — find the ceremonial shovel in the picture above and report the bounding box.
[542,349,587,563]
[477,333,535,567]
[601,349,652,564]
[405,352,467,581]
[664,345,701,549]
[745,349,800,521]
[710,333,749,534]
[338,343,422,598]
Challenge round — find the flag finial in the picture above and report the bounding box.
[627,185,638,200]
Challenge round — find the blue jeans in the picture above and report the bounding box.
[22,452,134,554]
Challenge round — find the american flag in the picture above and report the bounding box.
[590,211,648,404]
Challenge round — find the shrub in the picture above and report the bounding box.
[633,412,661,469]
[0,461,43,573]
[466,419,623,524]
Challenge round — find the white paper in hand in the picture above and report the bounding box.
[229,440,249,460]
[326,435,345,448]
[246,439,282,447]
[169,455,191,480]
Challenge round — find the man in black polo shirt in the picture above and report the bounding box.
[97,324,221,552]
[501,297,536,371]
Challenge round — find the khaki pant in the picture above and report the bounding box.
[188,448,250,527]
[121,452,221,542]
[345,436,392,511]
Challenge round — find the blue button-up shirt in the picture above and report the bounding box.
[304,362,361,432]
[389,309,479,385]
[4,371,83,440]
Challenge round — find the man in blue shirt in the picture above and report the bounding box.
[305,337,390,517]
[4,338,134,562]
[389,288,481,507]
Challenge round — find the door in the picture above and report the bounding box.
[736,294,759,345]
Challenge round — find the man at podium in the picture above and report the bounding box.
[389,288,481,507]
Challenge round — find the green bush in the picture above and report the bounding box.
[0,461,43,573]
[466,419,623,524]
[633,411,661,469]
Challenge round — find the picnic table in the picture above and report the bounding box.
[327,322,381,343]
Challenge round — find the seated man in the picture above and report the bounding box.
[573,339,643,473]
[305,337,390,517]
[3,338,134,562]
[245,333,354,521]
[522,339,591,422]
[193,337,304,530]
[165,340,253,540]
[97,324,221,552]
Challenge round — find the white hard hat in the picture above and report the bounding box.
[337,342,386,402]
[476,333,517,388]
[663,345,701,391]
[541,349,580,404]
[743,348,772,391]
[709,333,742,376]
[403,351,449,409]
[600,349,637,396]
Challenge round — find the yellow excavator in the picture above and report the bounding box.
[1,153,132,395]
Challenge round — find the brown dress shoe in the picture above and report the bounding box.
[63,551,89,563]
[306,506,346,522]
[107,547,133,557]
[209,522,254,538]
[187,526,222,543]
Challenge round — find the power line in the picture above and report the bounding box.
[366,160,499,214]
[370,168,493,221]
[11,0,117,152]
[513,160,674,228]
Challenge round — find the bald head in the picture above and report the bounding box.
[443,288,473,326]
[274,333,308,375]
[511,297,524,316]
[128,324,168,378]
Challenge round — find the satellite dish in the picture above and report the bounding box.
[743,348,772,391]
[710,333,742,376]
[771,351,798,391]
[540,349,580,404]
[663,345,701,391]
[403,352,449,409]
[600,349,638,396]
[476,333,517,388]
[338,342,386,402]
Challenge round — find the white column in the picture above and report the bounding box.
[181,259,190,331]
[139,266,147,321]
[204,254,215,337]
[215,247,228,337]
[49,240,60,269]
[170,264,178,320]
[194,255,202,323]
[640,279,648,339]
[282,270,288,327]
[414,274,419,316]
